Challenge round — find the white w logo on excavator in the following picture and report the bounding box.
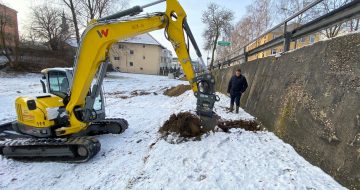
[97,29,109,38]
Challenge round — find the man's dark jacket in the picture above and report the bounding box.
[227,75,248,96]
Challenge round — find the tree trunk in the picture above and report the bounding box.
[69,0,81,44]
[210,32,219,70]
[325,24,342,38]
[355,18,359,31]
[87,0,95,19]
[10,40,19,68]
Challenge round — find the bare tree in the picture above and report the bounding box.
[60,0,128,45]
[62,0,81,44]
[246,0,273,37]
[229,16,254,51]
[222,0,273,55]
[348,18,360,32]
[275,0,354,38]
[202,3,234,70]
[30,5,70,51]
[274,0,319,24]
[79,0,129,22]
[319,0,350,38]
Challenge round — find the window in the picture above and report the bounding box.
[140,67,143,70]
[118,44,124,49]
[114,56,120,60]
[130,50,134,54]
[143,56,146,60]
[310,35,315,44]
[129,62,133,66]
[301,37,306,43]
[143,44,146,48]
[271,48,277,55]
[48,71,69,96]
[93,95,102,111]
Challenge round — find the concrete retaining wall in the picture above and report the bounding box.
[212,33,360,189]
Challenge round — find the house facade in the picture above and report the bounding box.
[109,33,172,75]
[0,4,19,47]
[246,23,321,61]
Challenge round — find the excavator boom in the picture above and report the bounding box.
[59,0,218,136]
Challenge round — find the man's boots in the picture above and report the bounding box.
[229,104,234,112]
[236,106,239,113]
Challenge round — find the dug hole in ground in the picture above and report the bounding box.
[0,72,345,190]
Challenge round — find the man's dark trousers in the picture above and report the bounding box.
[230,93,241,107]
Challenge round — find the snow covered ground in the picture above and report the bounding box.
[0,72,345,190]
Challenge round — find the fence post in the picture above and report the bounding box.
[283,22,291,52]
[243,47,248,63]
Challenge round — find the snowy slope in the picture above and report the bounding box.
[0,72,345,190]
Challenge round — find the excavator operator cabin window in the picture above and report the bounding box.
[48,71,69,95]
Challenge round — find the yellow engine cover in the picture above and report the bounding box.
[15,94,64,129]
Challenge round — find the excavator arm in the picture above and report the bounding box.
[57,0,218,136]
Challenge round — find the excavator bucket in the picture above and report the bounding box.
[199,116,218,132]
[194,73,220,131]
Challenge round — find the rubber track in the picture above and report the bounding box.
[0,136,101,163]
[93,118,129,133]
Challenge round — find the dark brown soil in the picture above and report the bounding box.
[218,120,260,132]
[106,91,126,95]
[159,112,206,138]
[131,90,151,96]
[106,91,130,99]
[159,112,260,142]
[163,84,191,97]
[107,90,152,99]
[118,95,130,99]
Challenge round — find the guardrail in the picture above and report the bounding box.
[214,0,360,69]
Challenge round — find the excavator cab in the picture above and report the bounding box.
[40,68,106,122]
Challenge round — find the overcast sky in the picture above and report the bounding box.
[2,0,252,61]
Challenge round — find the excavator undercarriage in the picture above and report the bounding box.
[0,118,128,162]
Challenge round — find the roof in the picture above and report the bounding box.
[119,33,165,48]
[41,67,73,74]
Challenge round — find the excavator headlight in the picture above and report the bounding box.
[27,100,37,111]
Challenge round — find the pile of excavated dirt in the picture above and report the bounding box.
[159,112,260,143]
[218,120,260,132]
[163,84,191,97]
[159,112,206,138]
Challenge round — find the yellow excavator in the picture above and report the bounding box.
[0,0,218,162]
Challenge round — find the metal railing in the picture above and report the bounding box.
[214,0,360,70]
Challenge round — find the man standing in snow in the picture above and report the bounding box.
[227,69,248,113]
